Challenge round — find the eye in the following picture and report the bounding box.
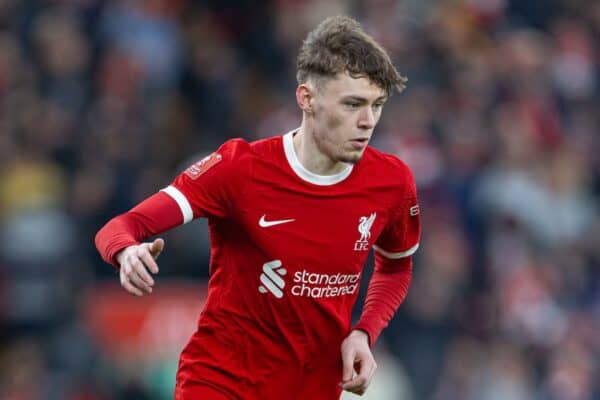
[344,102,361,109]
[372,103,384,110]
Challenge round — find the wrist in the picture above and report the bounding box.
[116,249,126,266]
[350,329,371,344]
[116,245,135,266]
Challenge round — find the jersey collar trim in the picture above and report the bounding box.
[282,130,354,186]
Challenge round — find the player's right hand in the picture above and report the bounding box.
[116,238,164,296]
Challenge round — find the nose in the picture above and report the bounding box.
[358,107,375,130]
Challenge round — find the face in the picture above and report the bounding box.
[308,73,387,164]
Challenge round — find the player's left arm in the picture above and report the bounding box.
[340,254,414,395]
[353,251,415,346]
[341,165,421,395]
[355,164,421,345]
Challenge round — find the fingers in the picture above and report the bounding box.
[121,260,153,295]
[340,359,377,395]
[341,347,356,383]
[119,244,162,296]
[120,268,143,296]
[340,330,376,395]
[139,247,159,274]
[130,258,154,289]
[149,238,164,259]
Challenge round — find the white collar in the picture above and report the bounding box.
[282,129,353,186]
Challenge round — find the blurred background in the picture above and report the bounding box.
[0,0,599,399]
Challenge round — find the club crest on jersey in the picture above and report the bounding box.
[354,212,376,251]
[185,152,222,179]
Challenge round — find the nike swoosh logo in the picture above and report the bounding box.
[259,215,295,228]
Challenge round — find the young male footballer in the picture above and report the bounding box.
[96,15,420,400]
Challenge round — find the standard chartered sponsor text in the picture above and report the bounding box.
[291,270,360,298]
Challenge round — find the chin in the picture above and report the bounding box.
[339,152,364,164]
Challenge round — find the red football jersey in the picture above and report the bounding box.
[163,131,420,399]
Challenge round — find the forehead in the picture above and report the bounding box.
[319,73,386,100]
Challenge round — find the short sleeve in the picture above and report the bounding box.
[373,167,421,259]
[161,138,250,221]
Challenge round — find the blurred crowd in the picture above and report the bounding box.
[1,0,599,399]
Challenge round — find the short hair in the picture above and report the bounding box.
[296,15,407,96]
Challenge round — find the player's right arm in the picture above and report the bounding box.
[94,191,187,296]
[95,139,250,296]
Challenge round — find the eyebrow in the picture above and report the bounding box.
[341,95,387,103]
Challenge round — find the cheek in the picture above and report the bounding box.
[322,107,344,130]
[319,106,344,130]
[313,103,349,148]
[323,113,348,148]
[375,109,383,123]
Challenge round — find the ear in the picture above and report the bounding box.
[296,83,314,114]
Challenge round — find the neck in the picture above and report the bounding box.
[293,122,349,176]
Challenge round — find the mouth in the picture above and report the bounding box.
[349,138,369,149]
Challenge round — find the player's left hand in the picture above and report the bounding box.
[340,329,376,396]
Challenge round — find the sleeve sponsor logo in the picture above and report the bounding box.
[409,204,420,217]
[184,152,222,179]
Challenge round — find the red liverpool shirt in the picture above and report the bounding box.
[96,130,420,399]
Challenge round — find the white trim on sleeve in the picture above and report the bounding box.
[161,185,194,224]
[373,243,419,259]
